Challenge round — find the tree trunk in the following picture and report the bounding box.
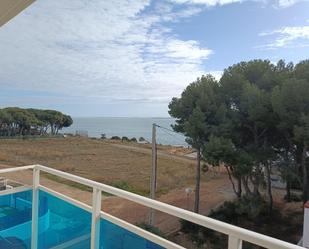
[286,180,291,202]
[302,143,308,203]
[237,177,242,198]
[194,147,201,213]
[264,163,273,213]
[243,176,252,196]
[284,148,291,202]
[224,165,240,198]
[251,175,260,197]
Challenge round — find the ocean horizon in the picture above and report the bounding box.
[62,117,187,146]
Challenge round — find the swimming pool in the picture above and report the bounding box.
[0,190,164,249]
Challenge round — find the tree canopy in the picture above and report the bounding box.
[169,59,309,212]
[0,107,73,136]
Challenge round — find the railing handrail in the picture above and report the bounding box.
[0,165,35,174]
[0,164,305,249]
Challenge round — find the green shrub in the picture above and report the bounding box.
[121,136,129,142]
[112,181,132,191]
[111,181,147,196]
[111,136,120,140]
[180,220,224,248]
[180,196,269,248]
[209,195,268,223]
[139,137,146,142]
[137,222,165,238]
[284,193,302,202]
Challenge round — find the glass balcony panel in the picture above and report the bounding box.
[99,219,164,249]
[37,190,91,249]
[0,190,32,249]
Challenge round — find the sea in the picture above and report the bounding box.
[62,117,187,146]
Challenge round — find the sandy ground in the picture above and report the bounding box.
[0,164,233,234]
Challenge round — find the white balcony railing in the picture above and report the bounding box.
[0,165,305,249]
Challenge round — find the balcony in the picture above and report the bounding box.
[0,165,305,249]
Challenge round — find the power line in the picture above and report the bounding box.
[158,128,184,142]
[155,124,178,134]
[156,125,187,145]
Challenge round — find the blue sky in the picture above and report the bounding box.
[0,0,308,117]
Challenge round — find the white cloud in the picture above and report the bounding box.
[277,0,309,7]
[169,0,242,6]
[166,40,213,59]
[259,26,309,49]
[170,0,309,7]
[152,2,204,19]
[0,0,214,108]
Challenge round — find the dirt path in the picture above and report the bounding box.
[0,164,233,234]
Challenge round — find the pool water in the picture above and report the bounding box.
[0,190,164,249]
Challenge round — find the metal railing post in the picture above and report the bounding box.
[91,188,101,249]
[31,167,40,249]
[228,236,242,249]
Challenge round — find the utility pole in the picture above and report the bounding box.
[149,123,157,226]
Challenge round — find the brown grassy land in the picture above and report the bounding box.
[0,137,199,194]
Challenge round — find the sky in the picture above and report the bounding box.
[0,0,308,117]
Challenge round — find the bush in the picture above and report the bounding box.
[180,220,220,248]
[209,195,267,223]
[121,136,129,142]
[284,193,302,202]
[139,137,146,142]
[111,136,120,140]
[112,181,132,191]
[137,222,165,238]
[111,181,148,196]
[130,137,137,142]
[180,196,269,249]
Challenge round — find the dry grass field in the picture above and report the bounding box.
[0,137,199,194]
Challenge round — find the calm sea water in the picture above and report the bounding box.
[62,117,187,146]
